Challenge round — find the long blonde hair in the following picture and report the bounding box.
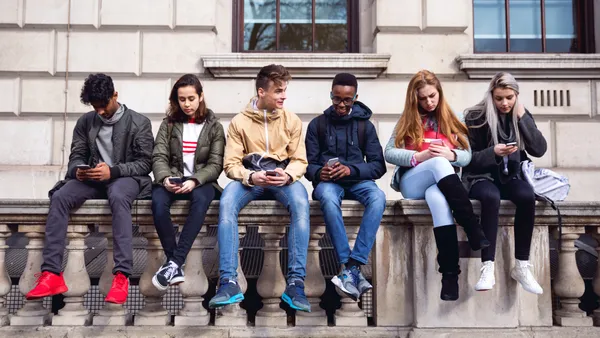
[394,70,469,149]
[464,72,524,150]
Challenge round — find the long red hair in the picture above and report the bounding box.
[394,70,469,150]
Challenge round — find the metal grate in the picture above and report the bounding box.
[534,89,570,107]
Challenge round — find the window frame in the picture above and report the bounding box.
[472,0,595,54]
[232,0,360,53]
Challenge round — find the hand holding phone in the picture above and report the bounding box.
[266,170,279,177]
[168,177,184,185]
[327,157,340,167]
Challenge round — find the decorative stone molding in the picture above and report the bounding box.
[202,54,391,79]
[456,54,600,79]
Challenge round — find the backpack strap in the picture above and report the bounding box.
[316,115,327,152]
[537,193,563,253]
[357,119,366,157]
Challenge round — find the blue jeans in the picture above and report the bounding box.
[218,180,310,283]
[313,180,386,265]
[399,157,455,227]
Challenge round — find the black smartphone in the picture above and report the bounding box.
[506,142,517,147]
[76,164,91,170]
[169,177,184,185]
[266,170,279,177]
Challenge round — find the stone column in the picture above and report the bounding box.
[0,224,12,326]
[335,225,367,327]
[53,225,92,326]
[553,227,593,326]
[135,227,170,326]
[255,225,287,327]
[11,228,51,326]
[93,229,132,326]
[215,226,248,327]
[593,230,600,327]
[174,226,210,326]
[296,225,327,326]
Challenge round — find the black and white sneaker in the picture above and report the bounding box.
[152,261,183,291]
[170,264,185,285]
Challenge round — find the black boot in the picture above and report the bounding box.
[437,174,490,251]
[433,225,460,301]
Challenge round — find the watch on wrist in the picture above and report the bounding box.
[248,172,255,185]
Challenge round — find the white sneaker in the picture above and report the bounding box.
[511,259,543,295]
[474,261,495,291]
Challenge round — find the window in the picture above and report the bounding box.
[233,0,359,52]
[473,0,595,53]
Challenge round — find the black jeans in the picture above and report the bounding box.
[42,178,139,275]
[151,184,215,267]
[469,178,536,262]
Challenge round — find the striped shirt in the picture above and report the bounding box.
[182,121,204,177]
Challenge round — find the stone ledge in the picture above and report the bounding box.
[0,326,599,338]
[455,54,600,79]
[0,199,597,228]
[201,54,391,79]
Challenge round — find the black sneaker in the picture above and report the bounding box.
[151,261,181,291]
[169,264,185,285]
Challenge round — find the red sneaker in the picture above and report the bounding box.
[105,272,129,304]
[25,271,68,300]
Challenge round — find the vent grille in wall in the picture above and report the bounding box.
[534,90,570,107]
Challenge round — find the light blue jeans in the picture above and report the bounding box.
[313,180,386,265]
[399,157,455,227]
[217,180,310,283]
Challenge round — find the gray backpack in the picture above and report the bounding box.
[521,160,570,251]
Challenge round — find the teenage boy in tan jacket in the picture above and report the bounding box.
[208,64,311,312]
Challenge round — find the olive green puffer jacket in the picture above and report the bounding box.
[152,109,225,191]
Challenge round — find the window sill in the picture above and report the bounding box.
[456,54,600,79]
[201,53,391,79]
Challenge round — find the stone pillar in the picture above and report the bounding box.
[53,225,92,326]
[335,225,367,327]
[0,225,12,326]
[593,230,600,327]
[174,226,210,326]
[296,225,327,326]
[93,229,132,326]
[11,229,51,326]
[135,227,170,326]
[255,225,287,327]
[215,226,248,327]
[553,227,593,326]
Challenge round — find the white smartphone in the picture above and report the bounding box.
[430,139,444,145]
[327,157,340,167]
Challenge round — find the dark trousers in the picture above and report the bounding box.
[42,178,139,275]
[151,184,215,267]
[469,178,536,262]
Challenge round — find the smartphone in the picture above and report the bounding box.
[506,142,517,147]
[168,177,184,185]
[429,139,444,145]
[76,164,91,170]
[327,157,340,167]
[266,170,279,177]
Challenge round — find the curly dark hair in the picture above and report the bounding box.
[80,73,115,107]
[167,74,208,123]
[255,64,291,94]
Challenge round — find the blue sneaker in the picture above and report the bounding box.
[331,266,360,301]
[281,280,311,312]
[208,279,244,308]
